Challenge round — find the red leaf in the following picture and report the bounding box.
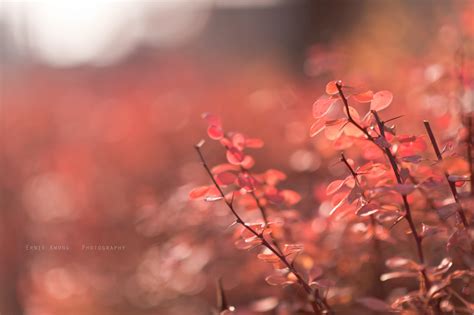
[264,169,287,185]
[241,155,255,169]
[212,163,240,174]
[207,125,223,140]
[226,147,244,165]
[237,174,256,192]
[232,133,246,150]
[370,90,393,111]
[216,172,237,185]
[189,186,210,199]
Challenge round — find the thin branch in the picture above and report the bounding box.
[340,153,385,297]
[195,142,332,315]
[423,120,469,228]
[467,115,473,197]
[335,82,430,289]
[239,165,283,255]
[372,111,427,268]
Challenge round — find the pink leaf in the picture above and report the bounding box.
[356,203,379,217]
[231,133,246,150]
[241,155,255,169]
[212,163,240,174]
[370,90,393,111]
[352,90,374,103]
[207,125,224,140]
[326,179,345,195]
[189,186,210,199]
[226,147,244,165]
[245,138,264,148]
[312,97,338,118]
[310,119,326,137]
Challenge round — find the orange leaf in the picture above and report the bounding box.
[325,80,340,95]
[352,90,374,103]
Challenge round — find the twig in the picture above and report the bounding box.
[335,82,431,289]
[423,120,469,228]
[195,142,332,315]
[340,153,385,297]
[240,165,283,255]
[467,115,473,197]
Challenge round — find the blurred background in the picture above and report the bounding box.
[1,1,472,314]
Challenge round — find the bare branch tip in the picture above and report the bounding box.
[195,139,206,149]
